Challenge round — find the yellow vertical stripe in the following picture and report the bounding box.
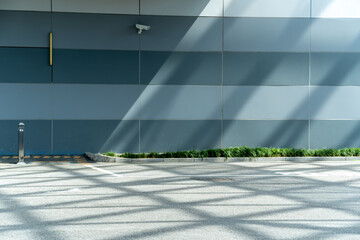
[50,32,53,66]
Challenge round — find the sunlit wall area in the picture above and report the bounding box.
[0,0,359,154]
[223,0,310,150]
[310,0,360,148]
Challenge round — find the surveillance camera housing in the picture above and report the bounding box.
[136,24,151,34]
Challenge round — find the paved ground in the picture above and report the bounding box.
[0,160,360,239]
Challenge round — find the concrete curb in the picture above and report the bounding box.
[84,152,360,163]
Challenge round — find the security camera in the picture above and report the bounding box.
[136,24,151,34]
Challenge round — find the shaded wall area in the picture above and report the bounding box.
[0,0,359,154]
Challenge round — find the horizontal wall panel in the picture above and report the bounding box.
[224,18,310,52]
[0,84,52,119]
[141,0,222,17]
[223,86,309,120]
[0,0,50,11]
[310,87,360,119]
[52,0,138,15]
[53,120,139,154]
[53,85,140,120]
[0,48,51,83]
[0,120,51,155]
[224,0,310,18]
[223,120,308,148]
[53,49,139,84]
[140,16,222,51]
[140,86,222,120]
[312,19,360,52]
[224,52,309,86]
[311,120,360,148]
[312,0,360,18]
[140,120,221,152]
[311,53,360,86]
[0,11,51,47]
[52,13,139,50]
[141,51,222,85]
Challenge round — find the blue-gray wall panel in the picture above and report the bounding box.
[53,49,139,84]
[0,84,52,119]
[310,87,360,119]
[223,120,308,148]
[225,0,310,18]
[52,13,139,50]
[311,120,360,148]
[53,120,139,154]
[53,84,140,120]
[223,86,309,120]
[311,53,360,86]
[140,120,221,152]
[0,48,51,83]
[0,0,51,11]
[224,18,310,52]
[52,0,139,15]
[141,51,222,85]
[224,52,309,86]
[141,0,223,17]
[140,16,222,51]
[312,19,360,52]
[0,120,51,155]
[140,86,222,120]
[0,11,51,47]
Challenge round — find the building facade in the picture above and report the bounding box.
[0,0,360,154]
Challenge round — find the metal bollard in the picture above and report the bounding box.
[18,123,25,163]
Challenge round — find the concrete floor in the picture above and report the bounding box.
[0,160,360,239]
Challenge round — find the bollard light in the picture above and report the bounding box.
[18,123,24,163]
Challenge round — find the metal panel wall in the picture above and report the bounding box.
[1,0,360,154]
[312,0,360,18]
[0,0,51,11]
[52,0,139,15]
[224,0,310,18]
[141,0,222,17]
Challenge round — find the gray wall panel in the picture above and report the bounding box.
[312,0,360,18]
[140,16,222,51]
[0,0,51,11]
[0,84,52,119]
[224,52,309,86]
[223,120,308,148]
[53,49,139,84]
[311,53,360,86]
[53,13,139,50]
[223,86,309,120]
[141,0,222,17]
[224,18,310,52]
[140,86,222,120]
[0,48,51,83]
[311,120,360,148]
[141,51,222,85]
[0,120,51,155]
[53,0,138,15]
[53,84,140,120]
[0,11,51,47]
[53,120,139,154]
[140,120,221,152]
[312,19,360,52]
[310,87,360,119]
[225,0,310,18]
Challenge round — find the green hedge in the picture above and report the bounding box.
[103,147,360,159]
